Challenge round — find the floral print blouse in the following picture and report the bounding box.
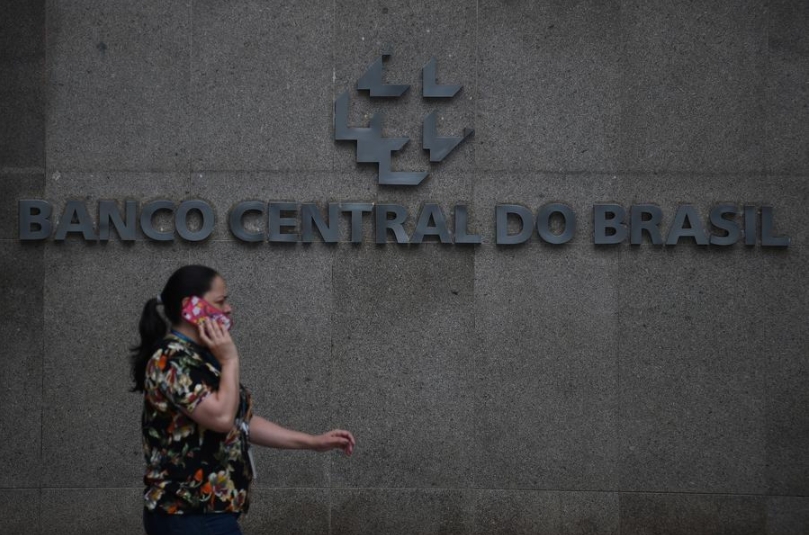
[141,333,254,514]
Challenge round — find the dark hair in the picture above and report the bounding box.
[130,265,220,392]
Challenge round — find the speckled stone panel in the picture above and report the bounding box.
[191,0,333,171]
[617,246,768,494]
[472,490,619,535]
[766,0,809,173]
[0,0,45,61]
[473,244,620,490]
[472,490,559,535]
[330,245,476,489]
[477,0,622,172]
[240,488,330,535]
[559,492,620,535]
[767,497,809,535]
[619,493,766,535]
[0,489,41,535]
[608,174,807,495]
[41,487,143,535]
[0,0,45,168]
[46,0,191,171]
[331,488,474,535]
[0,60,45,168]
[619,0,767,173]
[761,247,809,495]
[0,243,43,488]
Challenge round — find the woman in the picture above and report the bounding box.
[131,265,355,535]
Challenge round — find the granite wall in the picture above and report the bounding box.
[1,0,808,533]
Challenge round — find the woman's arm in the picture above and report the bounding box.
[187,320,240,433]
[248,415,355,455]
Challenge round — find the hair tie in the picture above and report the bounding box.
[156,294,163,304]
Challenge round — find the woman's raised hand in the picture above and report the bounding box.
[197,318,238,364]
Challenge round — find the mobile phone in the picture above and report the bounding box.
[181,296,233,331]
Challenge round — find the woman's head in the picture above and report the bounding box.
[130,265,223,392]
[159,265,224,326]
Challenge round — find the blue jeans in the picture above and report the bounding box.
[143,509,242,535]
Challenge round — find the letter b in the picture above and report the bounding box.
[594,204,627,245]
[19,200,53,240]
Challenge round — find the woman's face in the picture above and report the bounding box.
[203,275,232,316]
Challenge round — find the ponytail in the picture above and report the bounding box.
[130,297,168,392]
[129,265,220,393]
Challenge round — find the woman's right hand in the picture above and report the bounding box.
[197,318,238,364]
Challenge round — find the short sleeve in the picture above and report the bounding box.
[154,349,216,414]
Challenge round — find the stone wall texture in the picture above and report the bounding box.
[2,0,808,533]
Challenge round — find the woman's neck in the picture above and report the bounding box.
[172,323,203,346]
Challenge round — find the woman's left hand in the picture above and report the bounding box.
[312,429,355,456]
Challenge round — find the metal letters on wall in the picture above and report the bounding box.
[19,199,791,247]
[14,49,792,248]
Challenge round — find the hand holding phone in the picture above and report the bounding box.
[197,312,238,365]
[181,296,233,331]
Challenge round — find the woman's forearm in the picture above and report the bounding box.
[213,359,240,422]
[248,415,315,449]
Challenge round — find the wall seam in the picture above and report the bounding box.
[615,7,626,532]
[25,485,807,497]
[20,168,809,177]
[471,0,480,511]
[188,0,194,214]
[327,244,335,528]
[187,0,194,269]
[328,2,336,533]
[761,2,771,527]
[328,257,334,535]
[762,0,771,177]
[39,1,49,533]
[616,254,622,535]
[0,167,46,175]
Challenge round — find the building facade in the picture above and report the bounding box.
[1,0,808,533]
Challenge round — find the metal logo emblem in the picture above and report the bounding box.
[334,49,474,187]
